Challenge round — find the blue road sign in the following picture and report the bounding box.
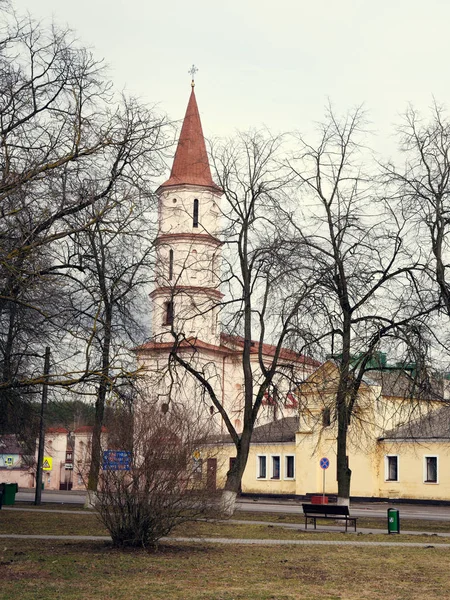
[320,457,330,470]
[102,450,131,471]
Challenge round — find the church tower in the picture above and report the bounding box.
[151,81,223,346]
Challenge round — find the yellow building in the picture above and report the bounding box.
[209,361,450,502]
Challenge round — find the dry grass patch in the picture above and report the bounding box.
[2,508,450,544]
[0,509,107,536]
[0,538,449,600]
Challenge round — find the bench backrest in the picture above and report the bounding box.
[302,503,350,517]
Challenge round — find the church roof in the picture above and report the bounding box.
[135,333,319,366]
[159,87,221,192]
[220,333,320,366]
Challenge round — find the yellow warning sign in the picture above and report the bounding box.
[42,456,53,471]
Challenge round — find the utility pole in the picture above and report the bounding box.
[34,347,50,505]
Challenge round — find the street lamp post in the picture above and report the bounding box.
[34,347,50,505]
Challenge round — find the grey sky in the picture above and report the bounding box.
[11,0,450,156]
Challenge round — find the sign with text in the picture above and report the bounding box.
[102,450,131,471]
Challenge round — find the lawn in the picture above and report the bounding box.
[2,508,450,544]
[1,538,449,600]
[2,506,450,599]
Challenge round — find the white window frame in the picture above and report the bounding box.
[424,455,439,484]
[384,455,399,482]
[270,454,281,480]
[256,454,267,479]
[284,454,295,480]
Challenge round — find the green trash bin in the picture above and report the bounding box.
[0,483,18,506]
[387,507,400,534]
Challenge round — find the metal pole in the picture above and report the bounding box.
[322,468,326,503]
[34,347,50,506]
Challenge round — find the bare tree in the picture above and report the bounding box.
[0,8,168,409]
[287,105,433,504]
[59,183,163,496]
[384,103,450,321]
[159,131,320,514]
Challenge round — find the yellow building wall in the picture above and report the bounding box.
[295,431,379,498]
[204,362,450,502]
[207,435,450,501]
[378,440,450,501]
[212,442,297,495]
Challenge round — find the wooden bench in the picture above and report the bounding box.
[302,503,358,532]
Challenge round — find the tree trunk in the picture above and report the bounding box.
[221,428,253,516]
[336,314,352,505]
[87,306,112,493]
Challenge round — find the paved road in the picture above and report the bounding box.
[237,498,450,521]
[15,489,450,521]
[17,489,86,504]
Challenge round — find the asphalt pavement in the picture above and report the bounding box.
[14,488,450,521]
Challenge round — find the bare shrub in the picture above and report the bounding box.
[95,406,216,548]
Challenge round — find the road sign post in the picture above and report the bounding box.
[319,457,330,503]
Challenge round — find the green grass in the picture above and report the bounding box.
[0,538,449,600]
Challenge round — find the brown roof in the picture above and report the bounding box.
[46,427,69,435]
[135,337,231,356]
[220,333,320,366]
[159,87,221,192]
[212,416,299,444]
[135,333,319,367]
[366,369,446,402]
[381,405,450,440]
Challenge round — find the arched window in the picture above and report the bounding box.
[191,249,197,279]
[193,198,199,228]
[168,249,174,280]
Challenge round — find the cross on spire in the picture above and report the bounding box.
[188,64,198,87]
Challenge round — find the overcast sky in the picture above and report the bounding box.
[11,0,450,158]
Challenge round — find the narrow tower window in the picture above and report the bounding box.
[164,301,174,325]
[193,198,199,228]
[168,249,174,280]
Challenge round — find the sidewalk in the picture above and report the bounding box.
[3,506,449,539]
[0,532,448,548]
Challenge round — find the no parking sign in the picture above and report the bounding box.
[320,457,329,470]
[319,457,329,502]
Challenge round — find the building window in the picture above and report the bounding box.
[385,455,398,482]
[163,301,174,325]
[168,249,174,280]
[193,198,199,227]
[191,249,197,279]
[271,455,280,480]
[285,455,295,480]
[322,407,331,427]
[257,455,267,479]
[424,456,438,483]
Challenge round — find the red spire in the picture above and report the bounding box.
[160,87,220,191]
